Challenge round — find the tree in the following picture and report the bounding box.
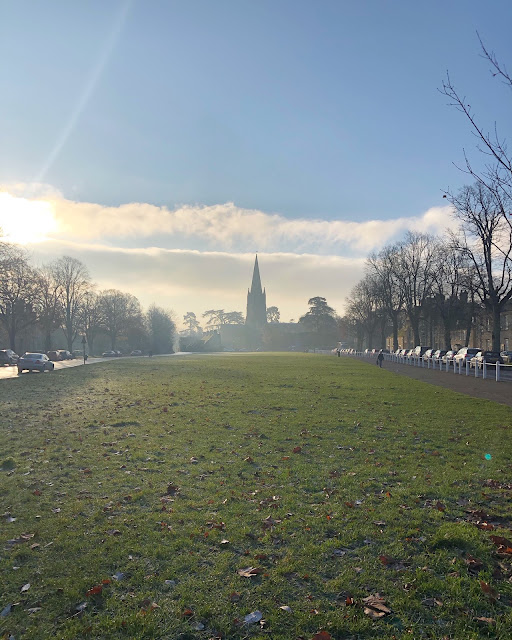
[98,289,143,350]
[448,182,512,350]
[367,246,405,351]
[224,311,244,324]
[0,243,38,351]
[345,277,381,349]
[299,297,338,347]
[147,305,176,354]
[202,309,226,331]
[51,256,91,351]
[429,240,470,350]
[79,291,102,356]
[37,266,63,352]
[441,36,512,199]
[266,306,280,323]
[183,311,201,334]
[390,232,437,346]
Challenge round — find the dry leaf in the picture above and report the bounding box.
[237,566,262,577]
[480,581,499,600]
[362,593,391,619]
[311,632,332,640]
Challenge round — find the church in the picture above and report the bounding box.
[219,255,308,351]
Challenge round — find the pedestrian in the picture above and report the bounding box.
[377,351,384,368]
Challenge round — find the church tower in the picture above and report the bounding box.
[246,255,267,328]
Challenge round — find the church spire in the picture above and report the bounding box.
[246,254,267,328]
[250,255,263,294]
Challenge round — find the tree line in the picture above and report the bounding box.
[344,39,512,353]
[0,244,176,355]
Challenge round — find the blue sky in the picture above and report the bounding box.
[1,1,511,324]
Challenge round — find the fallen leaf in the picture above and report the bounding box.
[20,583,30,592]
[279,605,292,612]
[238,566,262,577]
[480,581,499,600]
[311,632,332,640]
[86,585,103,597]
[292,446,302,454]
[474,616,496,625]
[229,591,240,602]
[362,593,391,619]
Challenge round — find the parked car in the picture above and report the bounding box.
[58,350,74,360]
[102,351,117,357]
[413,346,431,358]
[18,353,55,373]
[442,350,457,365]
[432,349,447,362]
[0,349,19,365]
[470,351,504,369]
[500,351,512,364]
[130,350,142,356]
[72,349,83,358]
[453,347,480,366]
[422,348,436,360]
[47,350,63,361]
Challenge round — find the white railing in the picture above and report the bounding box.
[342,350,511,383]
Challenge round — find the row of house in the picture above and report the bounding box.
[386,307,512,352]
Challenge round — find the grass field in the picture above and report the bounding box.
[1,353,512,639]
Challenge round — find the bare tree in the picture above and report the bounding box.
[390,232,437,346]
[440,36,512,198]
[448,182,512,350]
[345,277,380,350]
[79,291,102,356]
[51,256,91,351]
[37,265,63,351]
[0,243,38,351]
[367,246,405,351]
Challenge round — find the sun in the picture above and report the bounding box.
[0,192,58,244]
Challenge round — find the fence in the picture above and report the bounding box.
[341,351,512,383]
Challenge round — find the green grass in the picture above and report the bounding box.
[1,353,512,639]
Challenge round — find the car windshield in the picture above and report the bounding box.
[24,353,43,358]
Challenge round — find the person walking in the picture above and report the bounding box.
[377,351,384,368]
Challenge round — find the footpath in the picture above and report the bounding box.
[358,357,512,409]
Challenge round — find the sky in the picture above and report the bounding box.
[1,0,511,326]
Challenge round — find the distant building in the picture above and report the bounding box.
[246,255,267,329]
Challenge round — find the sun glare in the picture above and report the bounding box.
[0,192,58,244]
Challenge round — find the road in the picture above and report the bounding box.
[0,354,158,380]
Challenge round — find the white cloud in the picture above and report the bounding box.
[2,184,458,326]
[1,185,457,256]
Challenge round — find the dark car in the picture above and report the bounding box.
[18,353,55,373]
[58,350,74,360]
[0,349,19,365]
[500,351,512,364]
[470,351,504,369]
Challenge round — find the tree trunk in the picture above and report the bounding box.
[491,305,501,352]
[443,327,452,351]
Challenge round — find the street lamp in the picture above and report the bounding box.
[81,336,87,365]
